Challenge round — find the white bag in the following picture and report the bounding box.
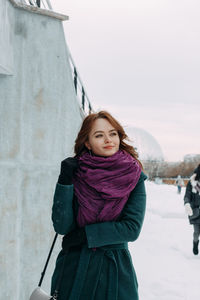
[29,287,53,300]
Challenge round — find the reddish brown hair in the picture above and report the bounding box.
[74,111,142,168]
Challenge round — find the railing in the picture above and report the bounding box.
[68,50,93,115]
[14,1,92,114]
[19,0,52,10]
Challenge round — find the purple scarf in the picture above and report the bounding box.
[72,150,141,227]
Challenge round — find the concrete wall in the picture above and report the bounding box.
[0,1,84,299]
[0,0,14,74]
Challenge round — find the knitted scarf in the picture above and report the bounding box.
[72,150,141,227]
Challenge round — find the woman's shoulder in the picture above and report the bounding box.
[60,156,77,164]
[138,171,148,183]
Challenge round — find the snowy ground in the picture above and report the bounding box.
[130,181,200,300]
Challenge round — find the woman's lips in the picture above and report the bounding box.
[104,146,114,149]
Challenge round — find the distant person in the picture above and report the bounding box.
[184,164,200,255]
[175,175,184,194]
[51,111,147,300]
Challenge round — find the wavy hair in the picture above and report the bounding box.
[74,111,142,168]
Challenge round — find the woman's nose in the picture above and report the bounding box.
[104,135,111,143]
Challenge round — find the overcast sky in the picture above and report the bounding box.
[52,0,200,162]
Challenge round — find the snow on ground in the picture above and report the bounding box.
[130,181,200,300]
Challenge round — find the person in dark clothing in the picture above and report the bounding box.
[184,164,200,255]
[51,111,147,300]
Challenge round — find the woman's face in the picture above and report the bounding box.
[85,118,120,157]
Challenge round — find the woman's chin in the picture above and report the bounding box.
[101,149,118,157]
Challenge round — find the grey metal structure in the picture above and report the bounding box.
[0,1,92,299]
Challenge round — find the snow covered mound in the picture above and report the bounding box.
[125,126,164,161]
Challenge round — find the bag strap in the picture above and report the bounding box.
[38,233,68,300]
[38,233,58,287]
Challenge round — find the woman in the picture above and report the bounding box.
[184,164,200,255]
[51,111,147,300]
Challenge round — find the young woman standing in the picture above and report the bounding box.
[184,164,200,255]
[51,111,147,300]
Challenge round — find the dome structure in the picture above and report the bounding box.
[124,127,164,161]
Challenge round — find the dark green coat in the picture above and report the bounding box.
[184,180,200,224]
[51,172,147,300]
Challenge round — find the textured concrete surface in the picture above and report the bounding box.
[0,0,14,74]
[0,1,84,299]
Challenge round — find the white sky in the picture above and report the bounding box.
[51,0,200,162]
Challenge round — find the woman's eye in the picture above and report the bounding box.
[110,132,117,136]
[95,134,103,138]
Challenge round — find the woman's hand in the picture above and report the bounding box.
[184,203,193,216]
[58,157,78,185]
[62,228,87,251]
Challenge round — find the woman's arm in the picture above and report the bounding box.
[85,172,147,248]
[52,183,76,235]
[51,158,78,234]
[184,182,192,204]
